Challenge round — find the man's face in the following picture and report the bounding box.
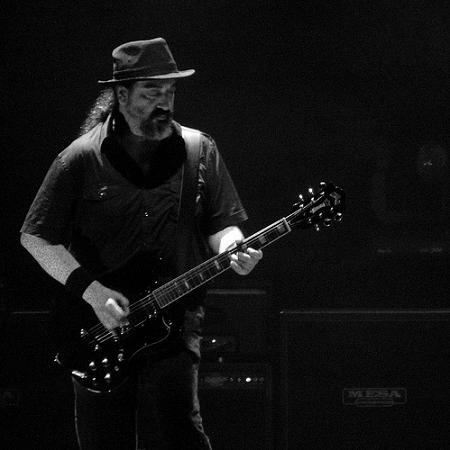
[120,79,176,140]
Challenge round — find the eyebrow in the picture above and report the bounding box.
[141,81,176,89]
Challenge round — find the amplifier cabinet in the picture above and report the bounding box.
[202,287,272,359]
[199,362,273,450]
[280,310,450,449]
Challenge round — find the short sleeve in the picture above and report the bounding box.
[20,155,78,244]
[200,136,248,235]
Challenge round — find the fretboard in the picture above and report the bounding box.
[152,218,292,310]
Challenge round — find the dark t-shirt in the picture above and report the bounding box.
[21,114,248,356]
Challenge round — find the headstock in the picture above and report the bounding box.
[288,182,345,231]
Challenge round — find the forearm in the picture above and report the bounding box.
[20,232,129,328]
[20,232,81,284]
[208,225,244,254]
[208,225,262,276]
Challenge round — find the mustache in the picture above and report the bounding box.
[149,107,173,121]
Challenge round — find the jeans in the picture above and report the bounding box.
[73,349,212,450]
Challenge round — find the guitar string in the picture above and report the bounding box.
[86,232,267,343]
[86,230,277,344]
[84,196,330,345]
[75,192,340,386]
[116,223,287,314]
[85,213,315,345]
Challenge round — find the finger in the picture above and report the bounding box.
[109,291,130,316]
[230,260,247,275]
[105,297,128,320]
[241,253,261,268]
[115,297,131,322]
[247,248,263,260]
[233,251,251,263]
[118,299,130,315]
[230,253,239,263]
[114,292,129,308]
[232,252,255,267]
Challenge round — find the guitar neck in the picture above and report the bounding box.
[153,218,292,310]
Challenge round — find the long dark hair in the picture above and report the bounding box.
[78,88,117,136]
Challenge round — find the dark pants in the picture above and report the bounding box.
[73,350,212,450]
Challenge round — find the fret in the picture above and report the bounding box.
[175,284,184,297]
[156,290,173,308]
[258,235,267,245]
[91,182,343,386]
[189,273,203,288]
[245,218,291,251]
[151,218,293,311]
[204,264,218,278]
[218,254,230,266]
[277,222,288,234]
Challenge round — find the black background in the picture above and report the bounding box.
[2,1,450,447]
[3,0,449,311]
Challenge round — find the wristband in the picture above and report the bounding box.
[65,267,95,299]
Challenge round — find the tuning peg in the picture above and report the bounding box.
[314,224,321,232]
[308,187,314,195]
[80,328,89,338]
[324,218,332,227]
[334,212,343,222]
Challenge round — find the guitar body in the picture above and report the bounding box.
[56,296,174,392]
[55,265,179,393]
[54,182,345,394]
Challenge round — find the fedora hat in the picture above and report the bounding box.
[98,37,195,84]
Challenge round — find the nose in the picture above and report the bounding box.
[157,89,174,107]
[158,95,170,109]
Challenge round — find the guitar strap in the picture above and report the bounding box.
[175,126,202,275]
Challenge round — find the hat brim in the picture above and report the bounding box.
[98,69,195,84]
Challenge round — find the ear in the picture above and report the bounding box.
[115,85,129,105]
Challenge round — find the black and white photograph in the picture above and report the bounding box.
[1,1,449,448]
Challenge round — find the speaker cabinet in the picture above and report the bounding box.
[199,362,272,450]
[280,310,450,449]
[202,287,271,359]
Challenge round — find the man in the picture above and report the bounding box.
[20,38,262,449]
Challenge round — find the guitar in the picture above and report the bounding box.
[56,181,345,392]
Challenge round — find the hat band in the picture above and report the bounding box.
[113,63,178,79]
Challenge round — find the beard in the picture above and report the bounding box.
[140,107,174,140]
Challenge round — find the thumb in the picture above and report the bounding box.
[106,293,129,315]
[115,293,130,314]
